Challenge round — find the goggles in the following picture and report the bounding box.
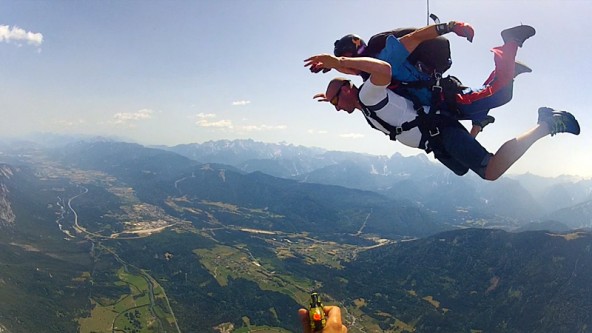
[329,81,350,106]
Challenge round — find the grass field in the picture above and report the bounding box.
[78,267,177,333]
[194,244,313,305]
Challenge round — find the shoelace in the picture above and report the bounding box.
[550,115,567,136]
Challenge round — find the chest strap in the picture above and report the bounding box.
[359,87,460,155]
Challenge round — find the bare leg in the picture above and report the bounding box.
[484,123,550,180]
[470,125,482,138]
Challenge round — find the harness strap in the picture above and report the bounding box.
[359,83,461,157]
[395,83,455,154]
[358,86,397,141]
[360,94,401,141]
[396,75,463,117]
[359,86,442,146]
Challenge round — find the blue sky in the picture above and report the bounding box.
[1,0,591,177]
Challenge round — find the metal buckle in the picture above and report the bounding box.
[432,72,443,93]
[429,127,440,137]
[395,127,403,135]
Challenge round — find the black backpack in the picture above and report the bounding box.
[365,27,452,75]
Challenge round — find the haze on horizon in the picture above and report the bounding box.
[1,0,590,178]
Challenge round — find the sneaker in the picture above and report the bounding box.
[538,107,580,136]
[501,25,536,47]
[514,61,532,77]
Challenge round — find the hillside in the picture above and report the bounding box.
[327,229,592,332]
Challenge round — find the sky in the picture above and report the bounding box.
[1,0,591,178]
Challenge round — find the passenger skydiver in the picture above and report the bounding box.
[303,51,580,181]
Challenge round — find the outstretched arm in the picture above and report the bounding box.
[400,21,474,53]
[309,62,363,76]
[304,54,391,86]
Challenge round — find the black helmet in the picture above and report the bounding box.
[333,34,367,57]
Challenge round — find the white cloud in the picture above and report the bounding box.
[241,124,287,132]
[232,100,251,106]
[197,119,233,128]
[339,133,365,139]
[193,113,284,132]
[196,113,216,119]
[53,119,86,127]
[113,108,153,124]
[308,129,328,135]
[194,113,233,129]
[0,25,43,46]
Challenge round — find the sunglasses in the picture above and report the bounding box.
[329,81,350,106]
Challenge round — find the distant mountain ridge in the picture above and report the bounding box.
[53,141,448,239]
[163,139,592,226]
[162,139,438,179]
[4,136,592,230]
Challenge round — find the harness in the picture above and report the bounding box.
[359,76,464,157]
[398,73,464,118]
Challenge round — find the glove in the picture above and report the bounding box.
[450,21,474,42]
[309,63,331,74]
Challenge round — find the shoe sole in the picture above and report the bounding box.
[514,61,532,74]
[502,25,536,46]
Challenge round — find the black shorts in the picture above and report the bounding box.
[434,126,492,179]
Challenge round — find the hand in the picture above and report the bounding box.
[309,63,332,74]
[304,54,341,72]
[299,306,347,333]
[313,93,329,102]
[450,21,474,42]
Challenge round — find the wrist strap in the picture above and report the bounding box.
[435,22,454,35]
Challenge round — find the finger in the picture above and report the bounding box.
[310,64,324,73]
[313,93,328,102]
[304,58,317,66]
[324,306,343,325]
[298,308,312,333]
[304,56,319,64]
[324,306,348,332]
[467,27,475,42]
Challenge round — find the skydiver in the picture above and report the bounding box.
[303,53,580,181]
[310,22,535,137]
